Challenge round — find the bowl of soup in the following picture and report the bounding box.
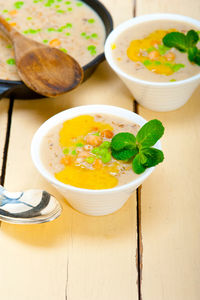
[0,0,113,98]
[105,14,200,112]
[31,105,162,216]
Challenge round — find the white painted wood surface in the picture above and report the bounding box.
[0,1,139,300]
[136,1,200,300]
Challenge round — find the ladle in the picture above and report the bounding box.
[0,15,83,97]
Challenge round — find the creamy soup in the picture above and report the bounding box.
[41,114,140,190]
[0,0,105,80]
[112,20,200,82]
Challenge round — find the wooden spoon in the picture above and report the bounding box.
[0,16,84,97]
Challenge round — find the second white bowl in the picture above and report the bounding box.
[105,14,200,112]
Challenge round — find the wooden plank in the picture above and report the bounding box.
[0,98,9,183]
[136,1,200,299]
[0,1,139,300]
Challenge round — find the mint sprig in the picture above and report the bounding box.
[163,30,200,66]
[111,119,164,174]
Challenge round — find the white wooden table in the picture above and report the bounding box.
[0,1,200,299]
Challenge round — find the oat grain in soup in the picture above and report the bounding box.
[0,0,105,80]
[41,114,140,190]
[112,20,200,82]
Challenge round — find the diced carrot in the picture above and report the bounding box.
[10,22,17,27]
[60,155,74,166]
[93,159,103,169]
[101,129,114,139]
[8,10,18,16]
[49,38,61,47]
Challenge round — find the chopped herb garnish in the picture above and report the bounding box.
[170,79,176,82]
[88,18,95,23]
[3,9,8,13]
[27,17,32,20]
[143,60,152,66]
[67,7,72,11]
[6,58,16,65]
[66,23,72,28]
[65,0,71,4]
[76,1,83,6]
[60,48,67,53]
[87,45,96,55]
[111,119,164,174]
[71,150,77,155]
[85,157,95,164]
[57,9,65,13]
[43,39,48,43]
[91,33,98,38]
[6,45,12,48]
[63,148,69,155]
[81,32,86,36]
[14,1,24,9]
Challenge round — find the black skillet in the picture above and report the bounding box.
[0,0,113,99]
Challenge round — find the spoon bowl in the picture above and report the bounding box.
[0,185,62,224]
[0,15,83,97]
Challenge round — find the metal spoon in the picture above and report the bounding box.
[0,185,62,224]
[0,15,83,97]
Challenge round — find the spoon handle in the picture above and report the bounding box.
[0,15,18,40]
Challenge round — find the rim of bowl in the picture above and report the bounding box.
[104,13,200,86]
[31,104,161,195]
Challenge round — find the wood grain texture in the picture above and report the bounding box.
[136,1,200,299]
[0,1,139,300]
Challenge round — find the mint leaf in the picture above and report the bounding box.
[193,49,200,65]
[141,148,164,167]
[163,32,187,52]
[188,46,198,62]
[132,154,146,174]
[136,119,164,148]
[186,30,199,48]
[111,132,136,151]
[111,148,138,161]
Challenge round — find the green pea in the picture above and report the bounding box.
[60,48,67,53]
[100,141,111,149]
[66,23,72,28]
[91,33,98,38]
[6,58,16,65]
[101,152,111,164]
[88,18,95,23]
[63,148,69,155]
[85,157,95,164]
[14,1,24,9]
[76,143,84,147]
[57,9,65,13]
[143,60,152,66]
[76,2,83,6]
[71,150,77,155]
[92,148,100,155]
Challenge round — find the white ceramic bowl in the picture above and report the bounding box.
[105,14,200,112]
[31,105,161,216]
